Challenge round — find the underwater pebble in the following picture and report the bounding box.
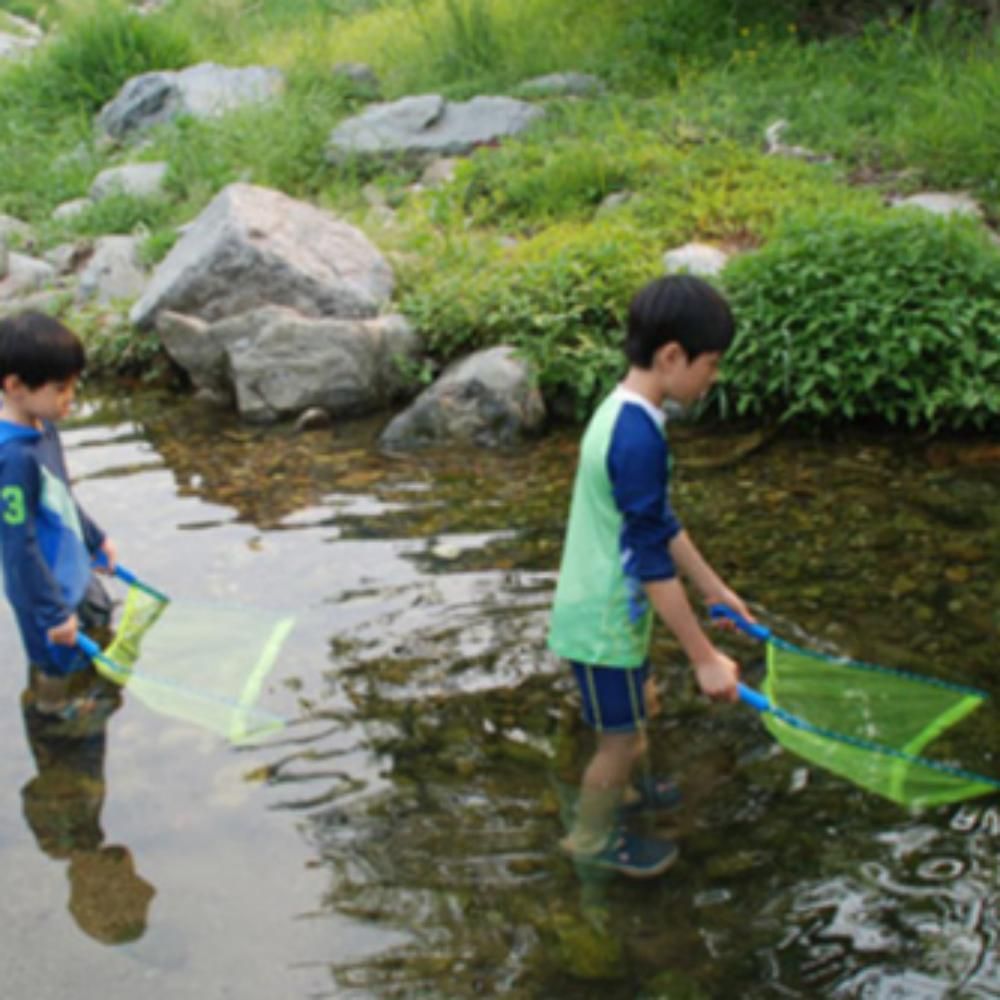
[789,768,810,794]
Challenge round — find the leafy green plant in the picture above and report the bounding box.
[401,219,657,416]
[28,2,193,114]
[65,192,176,239]
[718,208,1000,429]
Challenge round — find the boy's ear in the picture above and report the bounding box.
[0,373,21,394]
[653,341,685,370]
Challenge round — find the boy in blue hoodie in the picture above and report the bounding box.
[0,312,117,717]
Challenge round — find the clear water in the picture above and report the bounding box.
[0,390,997,999]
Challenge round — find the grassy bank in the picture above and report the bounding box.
[0,0,998,428]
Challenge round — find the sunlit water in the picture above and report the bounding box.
[0,390,997,999]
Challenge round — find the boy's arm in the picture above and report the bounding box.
[669,530,753,622]
[1,452,74,634]
[77,499,116,571]
[607,410,739,700]
[643,577,739,701]
[77,503,107,557]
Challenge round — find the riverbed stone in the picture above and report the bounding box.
[97,62,285,140]
[379,344,546,450]
[131,183,394,329]
[326,94,543,164]
[90,162,169,202]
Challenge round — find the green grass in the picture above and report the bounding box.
[0,0,997,427]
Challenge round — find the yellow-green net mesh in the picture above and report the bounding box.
[761,641,997,807]
[96,584,291,745]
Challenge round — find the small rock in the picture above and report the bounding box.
[663,241,729,277]
[517,72,604,98]
[891,191,983,219]
[90,162,169,202]
[331,61,379,97]
[420,157,459,188]
[595,191,633,217]
[294,407,333,432]
[52,198,93,222]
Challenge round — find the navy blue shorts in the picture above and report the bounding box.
[571,661,649,732]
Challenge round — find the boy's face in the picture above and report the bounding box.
[659,347,722,406]
[2,374,79,426]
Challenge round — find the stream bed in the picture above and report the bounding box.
[0,389,997,999]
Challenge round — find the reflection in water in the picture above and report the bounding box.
[20,676,155,946]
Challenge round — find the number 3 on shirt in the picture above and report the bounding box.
[1,485,25,525]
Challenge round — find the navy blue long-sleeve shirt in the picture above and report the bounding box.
[0,419,104,671]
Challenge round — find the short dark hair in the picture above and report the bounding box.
[625,275,734,368]
[0,312,86,389]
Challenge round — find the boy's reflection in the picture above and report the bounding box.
[20,672,156,945]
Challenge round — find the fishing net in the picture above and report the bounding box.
[95,582,291,745]
[761,638,998,807]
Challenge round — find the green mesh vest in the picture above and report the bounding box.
[547,391,659,667]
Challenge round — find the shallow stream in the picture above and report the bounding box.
[0,389,997,998]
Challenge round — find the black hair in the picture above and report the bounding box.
[624,275,734,368]
[0,312,86,389]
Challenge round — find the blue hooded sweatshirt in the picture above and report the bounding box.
[0,418,104,673]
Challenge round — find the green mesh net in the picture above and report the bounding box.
[95,583,291,745]
[761,639,999,807]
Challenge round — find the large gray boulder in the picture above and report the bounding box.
[379,345,546,450]
[326,94,543,164]
[130,183,394,329]
[97,62,285,140]
[158,306,420,423]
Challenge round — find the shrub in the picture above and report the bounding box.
[718,208,1000,429]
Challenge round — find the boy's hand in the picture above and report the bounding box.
[703,584,755,629]
[694,649,740,702]
[97,537,118,573]
[47,614,79,647]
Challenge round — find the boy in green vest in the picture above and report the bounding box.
[547,274,753,877]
